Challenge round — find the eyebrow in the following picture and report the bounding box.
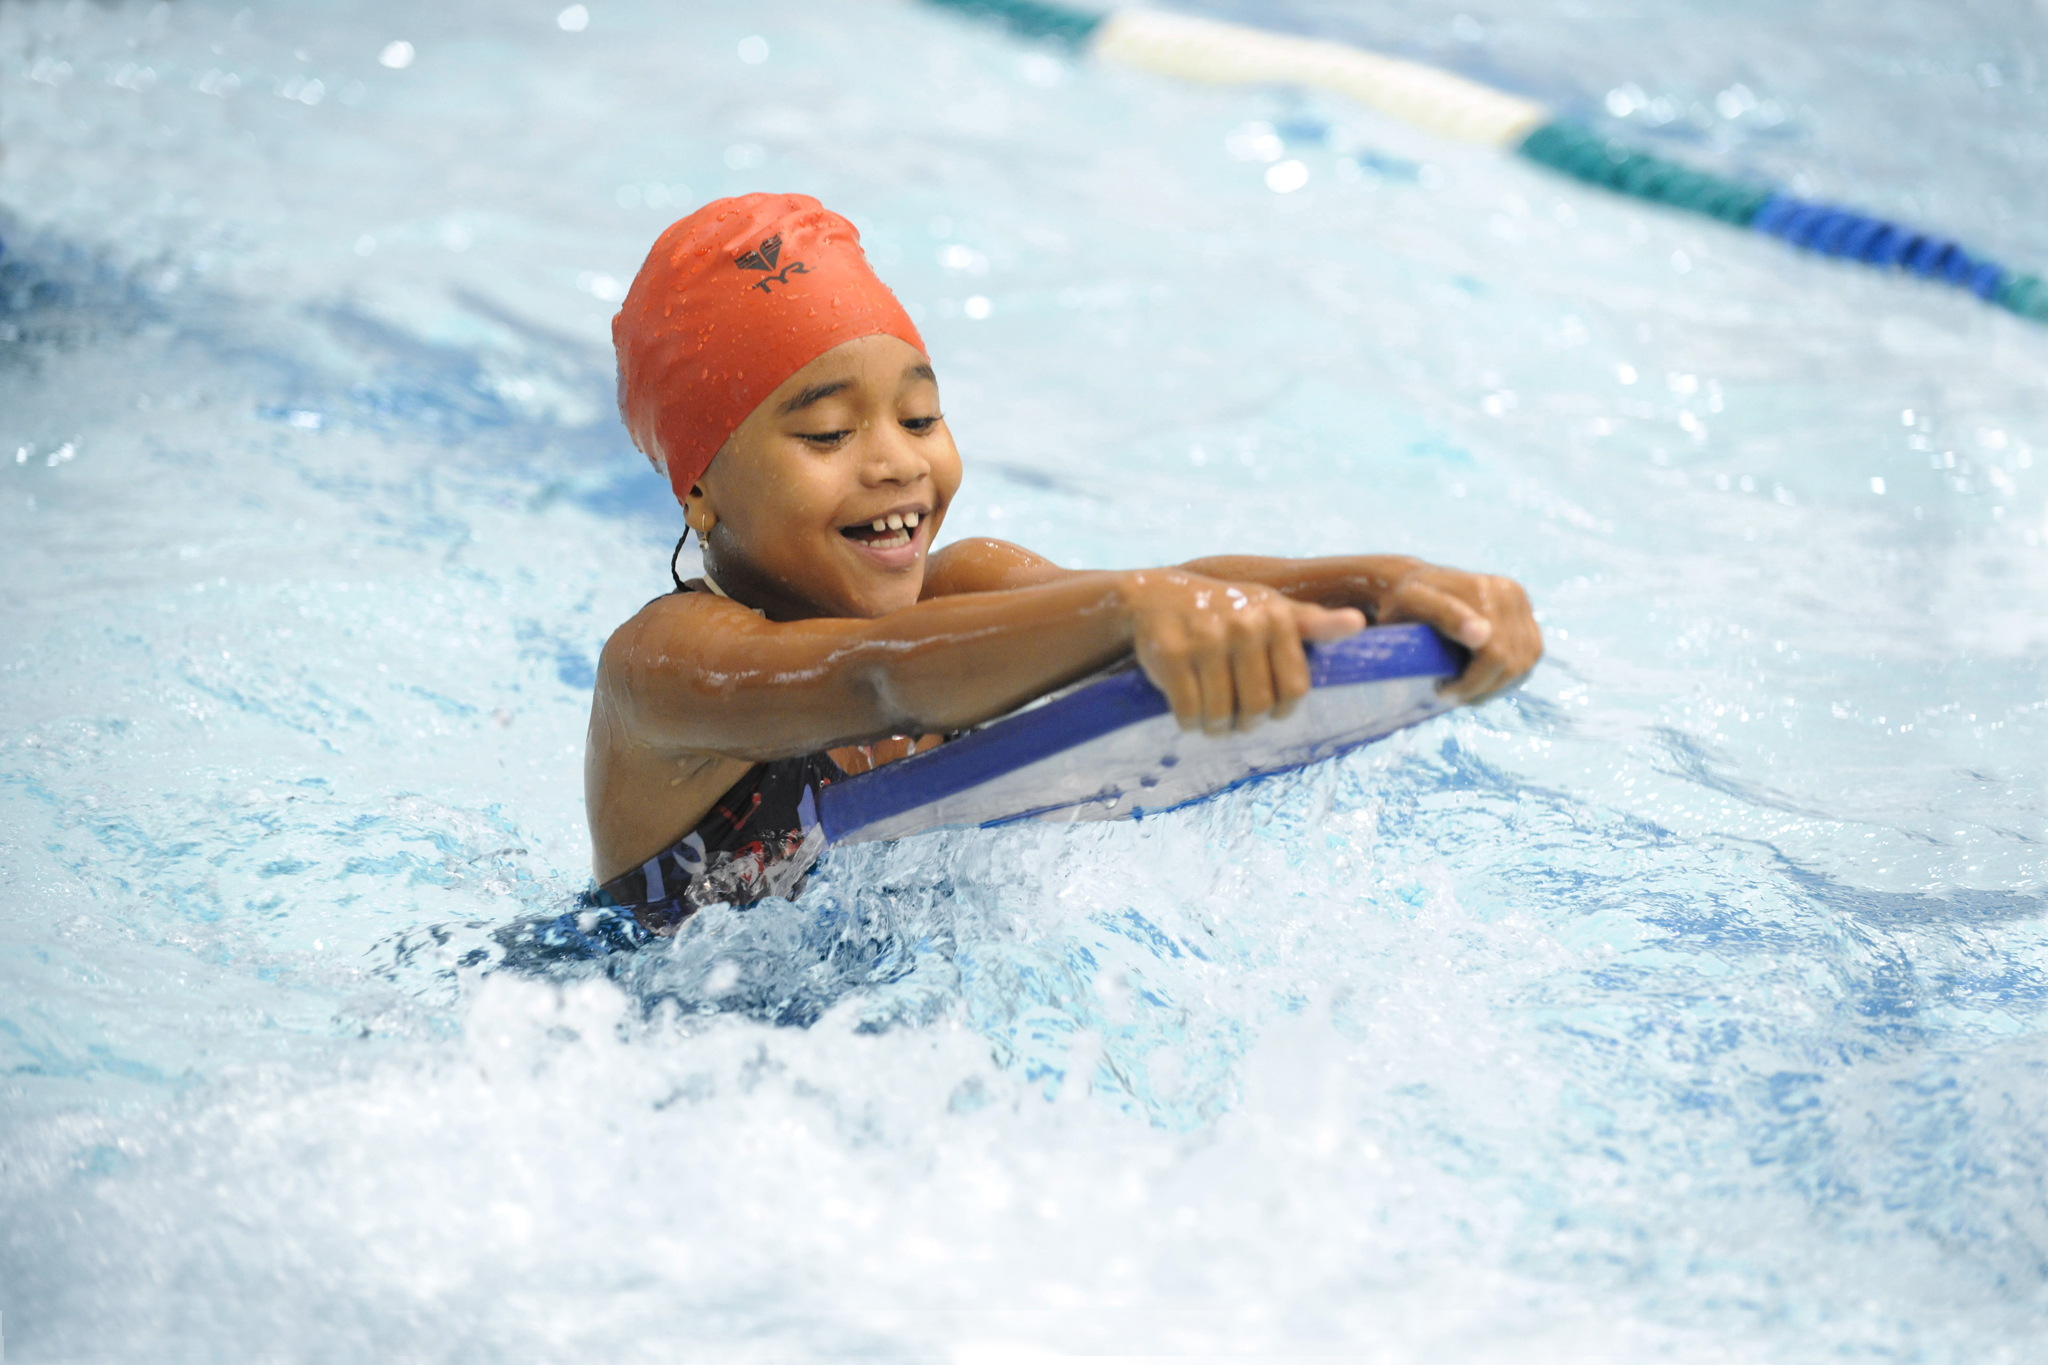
[777,379,854,416]
[778,365,938,417]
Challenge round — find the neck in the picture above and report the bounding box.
[699,545,824,622]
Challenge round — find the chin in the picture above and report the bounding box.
[855,582,923,617]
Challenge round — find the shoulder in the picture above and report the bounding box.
[922,537,1067,597]
[608,586,742,637]
[598,590,759,683]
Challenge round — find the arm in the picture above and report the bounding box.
[924,540,1542,703]
[599,568,1365,760]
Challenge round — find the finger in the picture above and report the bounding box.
[1194,638,1235,737]
[1268,613,1311,721]
[1440,652,1508,703]
[1479,630,1536,695]
[1495,586,1544,681]
[1229,623,1276,731]
[1388,582,1501,701]
[1379,582,1490,651]
[1437,622,1508,696]
[1450,631,1538,703]
[1294,603,1367,644]
[1161,658,1206,729]
[1454,581,1543,702]
[1138,632,1204,731]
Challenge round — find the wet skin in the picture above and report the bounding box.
[586,334,1542,883]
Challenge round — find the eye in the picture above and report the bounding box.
[902,414,942,434]
[795,429,852,448]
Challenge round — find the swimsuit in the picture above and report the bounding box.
[593,579,846,935]
[595,749,844,934]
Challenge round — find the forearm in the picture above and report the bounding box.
[929,542,1423,621]
[611,572,1138,757]
[1177,554,1425,619]
[835,572,1138,735]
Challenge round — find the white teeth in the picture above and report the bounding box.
[850,515,920,550]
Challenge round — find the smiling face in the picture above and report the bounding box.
[688,334,961,621]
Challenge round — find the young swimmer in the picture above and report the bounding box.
[588,193,1542,933]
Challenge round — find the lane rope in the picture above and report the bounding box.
[1091,9,1548,148]
[918,0,2047,324]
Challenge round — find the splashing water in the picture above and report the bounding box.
[2,0,2045,1360]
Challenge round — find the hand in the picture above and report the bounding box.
[1373,563,1542,703]
[1121,570,1366,735]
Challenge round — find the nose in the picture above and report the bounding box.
[859,419,929,487]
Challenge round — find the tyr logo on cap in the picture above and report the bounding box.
[734,234,809,294]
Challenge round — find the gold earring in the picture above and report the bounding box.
[687,502,716,535]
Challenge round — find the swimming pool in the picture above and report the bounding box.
[2,0,2044,1358]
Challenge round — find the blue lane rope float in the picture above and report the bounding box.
[919,0,2048,325]
[1749,194,2008,298]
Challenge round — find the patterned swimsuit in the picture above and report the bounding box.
[594,580,846,935]
[595,749,844,934]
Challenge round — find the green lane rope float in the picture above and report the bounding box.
[920,0,2048,324]
[930,0,1106,47]
[1514,120,1773,228]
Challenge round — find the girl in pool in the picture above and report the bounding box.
[589,193,1541,932]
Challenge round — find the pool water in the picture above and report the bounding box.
[3,0,2045,1359]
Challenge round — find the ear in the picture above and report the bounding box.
[683,485,717,535]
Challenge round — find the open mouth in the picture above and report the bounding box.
[839,509,922,551]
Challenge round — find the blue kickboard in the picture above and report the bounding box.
[818,623,1463,845]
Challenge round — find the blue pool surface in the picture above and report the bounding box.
[2,0,2045,1360]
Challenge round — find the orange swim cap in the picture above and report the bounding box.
[612,193,926,506]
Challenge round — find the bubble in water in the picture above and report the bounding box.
[1017,53,1063,87]
[1265,160,1309,193]
[1605,84,1647,116]
[1225,120,1283,163]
